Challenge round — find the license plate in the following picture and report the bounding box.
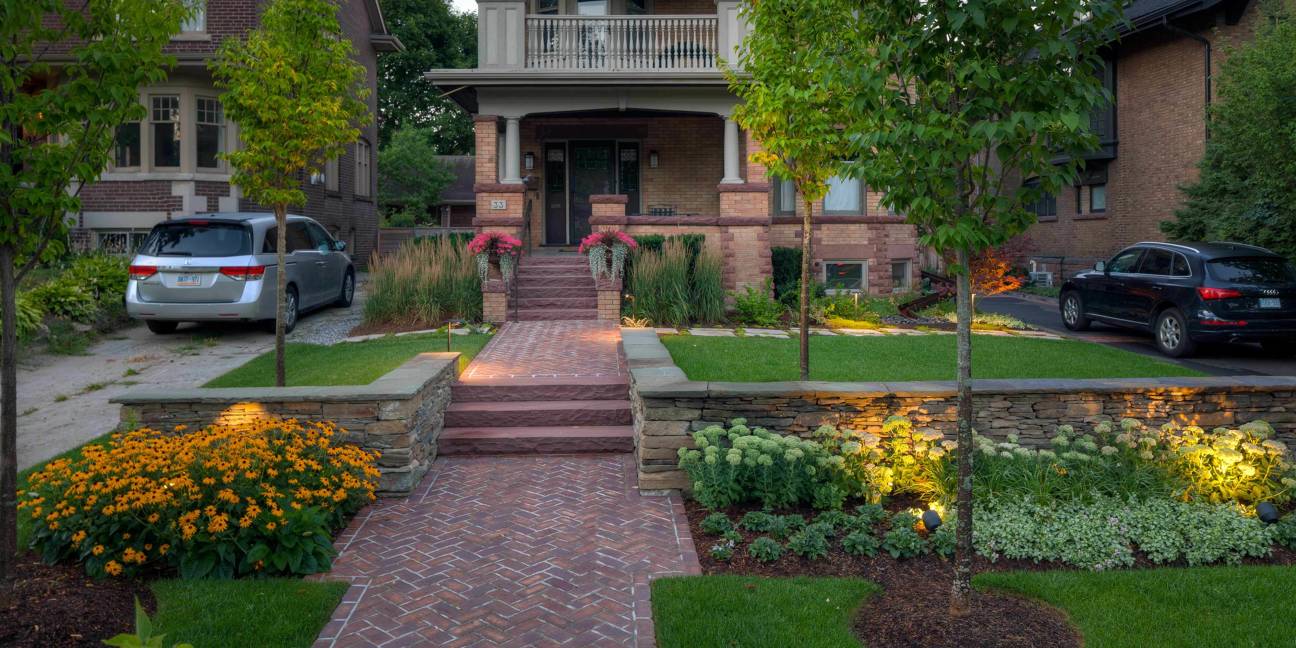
[175,274,202,287]
[1259,297,1281,309]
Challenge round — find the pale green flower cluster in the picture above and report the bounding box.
[678,419,847,510]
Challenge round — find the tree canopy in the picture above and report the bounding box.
[378,124,456,225]
[1162,0,1296,260]
[377,0,477,153]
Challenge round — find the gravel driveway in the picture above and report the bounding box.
[12,277,367,470]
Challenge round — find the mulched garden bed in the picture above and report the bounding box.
[0,553,153,647]
[684,499,1295,648]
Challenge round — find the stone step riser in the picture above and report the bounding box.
[517,297,598,309]
[519,256,585,266]
[516,309,598,321]
[438,433,634,455]
[516,277,596,289]
[514,286,592,299]
[445,402,631,428]
[451,383,628,402]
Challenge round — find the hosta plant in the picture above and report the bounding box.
[747,536,783,563]
[841,530,880,557]
[788,528,830,560]
[677,419,846,510]
[740,510,776,532]
[700,512,735,536]
[578,229,637,280]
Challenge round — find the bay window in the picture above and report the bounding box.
[195,96,224,169]
[151,95,181,168]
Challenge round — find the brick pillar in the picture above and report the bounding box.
[589,194,628,233]
[718,182,773,292]
[482,278,509,324]
[472,115,526,239]
[595,276,622,322]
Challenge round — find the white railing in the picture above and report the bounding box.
[525,15,719,72]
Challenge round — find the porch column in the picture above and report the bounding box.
[502,117,522,184]
[721,118,743,184]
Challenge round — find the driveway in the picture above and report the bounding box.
[12,278,367,471]
[980,294,1296,377]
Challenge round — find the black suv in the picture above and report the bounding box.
[1059,242,1296,357]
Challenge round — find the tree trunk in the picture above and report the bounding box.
[950,245,974,616]
[0,243,18,579]
[274,205,288,387]
[798,197,813,381]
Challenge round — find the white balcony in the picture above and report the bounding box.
[524,15,719,72]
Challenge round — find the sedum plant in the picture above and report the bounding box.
[677,419,846,510]
[815,416,953,503]
[1156,420,1294,505]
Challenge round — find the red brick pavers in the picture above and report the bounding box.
[459,321,625,382]
[313,454,700,647]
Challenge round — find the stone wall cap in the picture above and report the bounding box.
[589,194,629,204]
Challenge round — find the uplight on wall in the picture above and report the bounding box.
[524,151,535,171]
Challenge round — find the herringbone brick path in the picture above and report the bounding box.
[313,454,700,647]
[459,321,624,381]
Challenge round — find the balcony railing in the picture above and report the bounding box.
[525,15,719,72]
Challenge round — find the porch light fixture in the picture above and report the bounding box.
[921,509,942,533]
[524,151,535,171]
[1256,502,1279,524]
[649,150,659,168]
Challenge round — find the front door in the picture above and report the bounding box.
[543,143,567,245]
[568,141,615,244]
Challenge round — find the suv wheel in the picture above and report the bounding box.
[1154,307,1196,358]
[335,269,355,308]
[263,285,299,334]
[1261,341,1296,357]
[1060,291,1091,331]
[145,320,178,335]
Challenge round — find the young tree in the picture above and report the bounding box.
[212,0,370,387]
[378,0,477,151]
[727,0,851,381]
[1162,1,1296,260]
[378,124,456,225]
[0,0,188,578]
[835,0,1121,614]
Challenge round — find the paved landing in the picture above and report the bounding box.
[314,454,699,648]
[459,320,625,382]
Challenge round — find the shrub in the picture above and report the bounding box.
[63,253,129,304]
[3,292,45,341]
[770,246,801,297]
[28,281,97,322]
[44,319,92,355]
[677,420,845,510]
[364,238,480,327]
[788,528,830,559]
[689,248,726,324]
[20,419,379,579]
[853,503,887,527]
[813,510,850,531]
[842,530,880,557]
[1157,420,1293,505]
[628,240,691,327]
[810,293,897,325]
[730,278,785,327]
[740,510,776,532]
[747,536,783,562]
[700,512,735,536]
[803,521,836,539]
[1275,515,1296,550]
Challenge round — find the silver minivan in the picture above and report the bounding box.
[125,213,355,334]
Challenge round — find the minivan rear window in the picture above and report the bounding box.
[140,222,252,257]
[1206,257,1296,285]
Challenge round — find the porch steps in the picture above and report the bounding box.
[440,381,634,455]
[517,296,598,310]
[512,253,599,321]
[437,426,634,455]
[451,379,628,403]
[444,399,632,428]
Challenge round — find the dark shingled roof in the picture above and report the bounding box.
[1119,0,1234,34]
[436,155,475,205]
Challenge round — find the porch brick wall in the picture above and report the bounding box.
[475,116,499,185]
[770,222,920,295]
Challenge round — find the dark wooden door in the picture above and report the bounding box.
[569,141,615,243]
[543,143,567,245]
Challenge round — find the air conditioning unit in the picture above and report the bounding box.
[1029,271,1054,287]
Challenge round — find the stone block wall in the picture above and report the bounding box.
[112,353,461,496]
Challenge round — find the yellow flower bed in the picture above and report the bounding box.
[21,419,379,579]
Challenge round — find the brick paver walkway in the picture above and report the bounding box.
[314,454,699,648]
[459,321,625,382]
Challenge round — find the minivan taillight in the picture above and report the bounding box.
[1197,287,1242,300]
[129,265,157,280]
[219,265,266,281]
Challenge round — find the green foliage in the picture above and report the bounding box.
[24,254,129,325]
[43,320,93,356]
[628,240,692,327]
[766,515,806,542]
[930,524,957,558]
[730,279,785,327]
[810,293,897,326]
[103,598,193,648]
[1276,515,1296,551]
[842,529,880,557]
[3,292,44,341]
[377,0,477,151]
[27,280,96,323]
[707,537,738,561]
[852,504,887,528]
[689,248,726,324]
[378,125,456,224]
[814,416,952,504]
[740,511,776,533]
[747,536,784,563]
[787,528,831,560]
[882,525,927,559]
[700,512,735,536]
[633,234,705,257]
[63,254,129,304]
[677,420,845,510]
[770,247,802,298]
[364,238,481,326]
[813,510,851,531]
[1162,3,1296,259]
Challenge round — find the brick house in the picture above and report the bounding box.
[68,0,402,263]
[1019,0,1263,277]
[425,0,921,300]
[432,155,478,229]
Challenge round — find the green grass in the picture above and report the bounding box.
[205,332,492,387]
[151,579,348,648]
[976,566,1296,648]
[661,334,1203,382]
[651,575,877,648]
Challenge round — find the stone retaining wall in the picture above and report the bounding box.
[621,329,1296,490]
[111,353,460,495]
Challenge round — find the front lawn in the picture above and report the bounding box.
[152,579,348,648]
[661,334,1202,382]
[976,566,1296,648]
[205,331,491,387]
[651,575,877,648]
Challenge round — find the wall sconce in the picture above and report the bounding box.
[524,151,535,171]
[649,150,659,168]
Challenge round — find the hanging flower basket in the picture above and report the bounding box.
[578,230,638,281]
[467,231,523,284]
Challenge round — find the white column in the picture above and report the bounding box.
[721,118,743,184]
[502,117,522,184]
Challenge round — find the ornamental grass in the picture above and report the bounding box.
[20,419,379,579]
[364,237,481,327]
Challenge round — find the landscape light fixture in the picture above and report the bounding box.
[446,319,465,352]
[922,509,943,533]
[524,151,535,171]
[1256,502,1279,525]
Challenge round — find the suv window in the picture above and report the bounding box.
[141,222,251,257]
[1172,253,1191,277]
[1207,257,1296,284]
[263,223,316,253]
[306,223,334,253]
[1138,249,1174,276]
[1107,248,1144,273]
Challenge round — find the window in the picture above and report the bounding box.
[306,222,335,253]
[823,174,864,215]
[577,0,608,15]
[142,221,252,257]
[627,0,649,14]
[1075,185,1083,215]
[533,0,559,13]
[1023,178,1056,219]
[151,95,181,168]
[262,223,316,253]
[1107,248,1143,274]
[1172,253,1191,277]
[113,123,140,168]
[438,205,452,228]
[96,230,149,255]
[1138,248,1174,276]
[195,96,224,169]
[617,142,640,215]
[180,0,206,32]
[824,261,866,293]
[891,260,912,292]
[354,139,372,197]
[325,157,339,192]
[774,177,796,215]
[1089,183,1107,213]
[1206,257,1296,284]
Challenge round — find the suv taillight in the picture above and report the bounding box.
[129,265,157,280]
[1197,286,1242,300]
[219,265,266,281]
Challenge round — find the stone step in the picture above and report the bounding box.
[445,399,631,428]
[452,379,628,402]
[438,425,635,455]
[516,308,598,321]
[515,269,593,280]
[518,296,598,309]
[515,286,594,299]
[520,255,586,267]
[516,275,596,289]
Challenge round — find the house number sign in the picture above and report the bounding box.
[490,199,507,210]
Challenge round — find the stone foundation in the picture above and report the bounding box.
[111,353,460,495]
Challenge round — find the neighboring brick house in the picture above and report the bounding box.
[433,155,477,229]
[425,0,920,297]
[1020,0,1263,277]
[68,0,402,264]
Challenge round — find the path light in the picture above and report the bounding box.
[446,319,465,352]
[922,509,942,533]
[1256,502,1280,524]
